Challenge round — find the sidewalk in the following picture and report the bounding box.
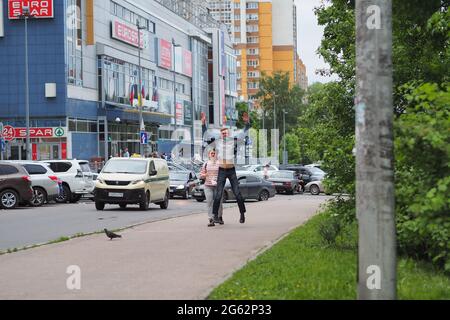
[0,196,328,300]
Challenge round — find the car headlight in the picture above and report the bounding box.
[97,179,105,185]
[177,185,185,190]
[131,179,145,185]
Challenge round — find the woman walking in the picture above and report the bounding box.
[200,149,224,227]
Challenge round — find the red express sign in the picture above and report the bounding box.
[8,0,54,19]
[158,39,173,70]
[112,18,145,48]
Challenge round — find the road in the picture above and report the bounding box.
[0,197,237,252]
[0,194,330,299]
[0,194,327,252]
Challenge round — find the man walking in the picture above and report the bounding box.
[202,113,250,224]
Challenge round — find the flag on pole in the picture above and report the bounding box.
[129,84,135,106]
[152,75,159,102]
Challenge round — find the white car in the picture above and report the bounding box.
[237,164,279,178]
[43,160,95,203]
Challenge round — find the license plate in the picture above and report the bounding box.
[194,192,203,196]
[276,183,284,186]
[109,192,123,198]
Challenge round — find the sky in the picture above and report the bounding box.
[295,0,338,84]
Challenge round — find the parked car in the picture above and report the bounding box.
[0,162,34,209]
[238,164,279,179]
[94,158,170,210]
[223,174,276,202]
[169,171,200,199]
[267,170,302,195]
[279,164,326,191]
[43,160,95,203]
[305,181,327,195]
[6,161,60,207]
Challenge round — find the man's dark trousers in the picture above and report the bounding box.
[212,167,246,220]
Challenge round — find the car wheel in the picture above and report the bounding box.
[119,204,127,209]
[160,191,169,210]
[56,185,71,203]
[70,194,82,204]
[140,192,150,211]
[0,190,19,209]
[30,187,47,207]
[310,184,321,196]
[258,190,270,201]
[183,189,190,199]
[95,201,105,211]
[196,199,205,203]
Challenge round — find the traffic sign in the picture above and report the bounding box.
[140,132,148,145]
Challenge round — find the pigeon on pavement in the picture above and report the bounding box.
[104,228,122,240]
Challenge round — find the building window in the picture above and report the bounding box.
[247,36,259,44]
[246,14,259,21]
[247,71,260,78]
[248,82,259,89]
[247,59,259,67]
[67,0,83,86]
[99,56,155,107]
[247,25,259,32]
[246,2,259,10]
[110,1,155,33]
[247,48,259,55]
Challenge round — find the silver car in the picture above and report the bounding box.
[8,161,60,206]
[305,180,326,196]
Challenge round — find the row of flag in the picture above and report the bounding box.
[129,75,159,107]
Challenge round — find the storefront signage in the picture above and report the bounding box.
[8,0,54,19]
[174,47,193,78]
[176,102,184,126]
[183,101,192,126]
[111,17,146,49]
[1,126,67,141]
[158,38,172,70]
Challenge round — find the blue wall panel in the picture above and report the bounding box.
[71,133,98,160]
[0,0,67,120]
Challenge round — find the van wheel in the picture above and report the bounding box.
[0,190,19,209]
[95,201,105,211]
[159,191,169,210]
[70,194,82,203]
[140,192,150,211]
[119,204,127,209]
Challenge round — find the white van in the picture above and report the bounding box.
[94,158,170,211]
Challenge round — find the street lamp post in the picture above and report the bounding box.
[283,109,287,165]
[137,20,146,157]
[21,5,32,160]
[273,93,277,131]
[172,39,181,139]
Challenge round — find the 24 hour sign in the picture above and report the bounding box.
[8,0,54,19]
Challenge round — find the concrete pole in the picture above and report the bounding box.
[356,0,396,300]
[24,15,31,160]
[172,38,177,139]
[137,21,144,157]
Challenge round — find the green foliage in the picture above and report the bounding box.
[255,72,306,134]
[281,133,301,164]
[235,101,260,130]
[395,82,450,271]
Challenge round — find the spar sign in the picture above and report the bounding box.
[2,126,67,141]
[8,0,54,19]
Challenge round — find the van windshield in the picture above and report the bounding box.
[102,160,147,174]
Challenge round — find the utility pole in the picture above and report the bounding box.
[21,5,32,160]
[137,20,146,157]
[356,0,396,300]
[283,109,287,165]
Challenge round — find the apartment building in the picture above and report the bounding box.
[207,0,307,100]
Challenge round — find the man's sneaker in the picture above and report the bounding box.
[213,214,221,224]
[240,213,246,224]
[208,219,216,227]
[218,217,224,225]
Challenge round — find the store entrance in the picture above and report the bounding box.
[37,144,60,160]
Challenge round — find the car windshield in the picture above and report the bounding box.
[102,160,147,174]
[309,167,325,175]
[271,172,294,179]
[170,172,188,181]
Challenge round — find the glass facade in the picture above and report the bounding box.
[192,39,209,121]
[67,0,83,86]
[98,56,155,107]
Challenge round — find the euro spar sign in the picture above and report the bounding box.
[112,18,145,48]
[8,0,54,19]
[2,126,66,141]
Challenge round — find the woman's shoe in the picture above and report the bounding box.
[218,218,224,225]
[208,219,216,227]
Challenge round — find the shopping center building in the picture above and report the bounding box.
[0,0,238,161]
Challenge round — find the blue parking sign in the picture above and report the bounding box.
[140,132,148,145]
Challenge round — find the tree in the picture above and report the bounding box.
[235,101,260,130]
